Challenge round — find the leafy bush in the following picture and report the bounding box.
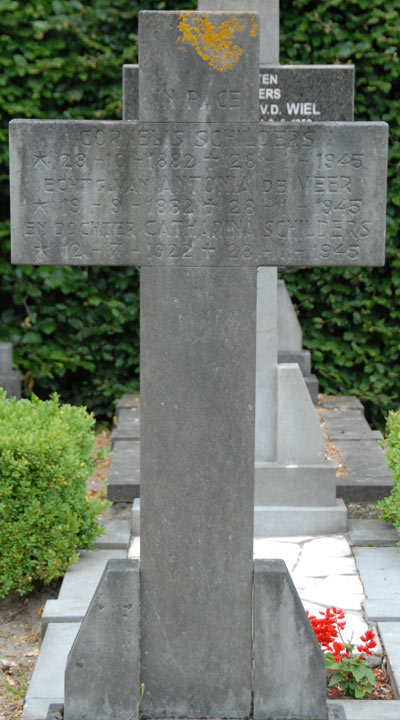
[0,0,398,425]
[0,390,107,597]
[378,411,400,541]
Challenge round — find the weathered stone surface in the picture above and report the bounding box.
[253,559,327,720]
[199,0,279,64]
[259,64,354,122]
[139,10,260,123]
[348,519,398,547]
[122,64,138,121]
[64,559,140,720]
[10,120,388,268]
[140,267,256,718]
[329,699,400,720]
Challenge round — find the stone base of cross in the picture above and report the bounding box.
[9,11,386,720]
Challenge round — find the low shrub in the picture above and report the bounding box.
[0,390,108,597]
[377,410,400,542]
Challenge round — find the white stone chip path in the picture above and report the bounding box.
[128,533,378,658]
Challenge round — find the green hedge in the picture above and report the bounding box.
[0,0,398,424]
[0,391,107,597]
[378,411,400,543]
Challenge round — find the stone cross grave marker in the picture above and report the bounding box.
[9,10,387,720]
[121,0,356,537]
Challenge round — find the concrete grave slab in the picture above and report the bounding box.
[377,623,400,697]
[42,599,88,632]
[111,409,140,447]
[94,516,131,549]
[324,409,381,440]
[364,599,400,622]
[107,439,140,502]
[115,393,140,419]
[353,547,400,602]
[254,500,347,536]
[57,549,126,604]
[322,396,365,412]
[21,623,80,720]
[336,438,393,501]
[329,700,400,720]
[348,519,398,547]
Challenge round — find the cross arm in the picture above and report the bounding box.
[9,118,387,268]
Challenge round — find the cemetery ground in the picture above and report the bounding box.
[0,399,399,720]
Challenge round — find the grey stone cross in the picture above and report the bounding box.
[9,10,387,720]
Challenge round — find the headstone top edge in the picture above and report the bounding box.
[260,63,354,70]
[139,9,260,15]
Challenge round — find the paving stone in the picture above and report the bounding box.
[363,598,400,622]
[107,439,140,502]
[353,547,400,601]
[328,700,400,720]
[377,623,400,697]
[253,538,301,572]
[300,535,352,558]
[293,555,356,579]
[21,623,80,720]
[300,575,365,610]
[348,519,398,547]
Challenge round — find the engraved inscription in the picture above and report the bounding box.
[10,120,387,267]
[259,66,354,123]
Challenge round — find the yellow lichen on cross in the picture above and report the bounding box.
[177,12,258,72]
